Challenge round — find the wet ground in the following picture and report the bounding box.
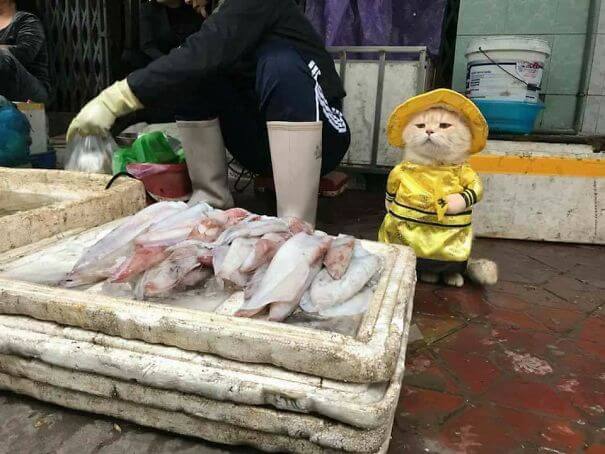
[1,188,603,453]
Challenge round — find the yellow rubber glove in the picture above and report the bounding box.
[66,79,143,142]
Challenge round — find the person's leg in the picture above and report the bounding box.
[173,78,246,209]
[175,77,273,176]
[254,40,350,175]
[242,40,350,224]
[0,49,48,103]
[206,41,351,177]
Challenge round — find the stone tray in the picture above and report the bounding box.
[0,310,412,453]
[0,168,146,253]
[0,223,416,383]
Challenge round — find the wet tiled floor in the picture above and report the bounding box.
[392,237,605,453]
[0,189,603,453]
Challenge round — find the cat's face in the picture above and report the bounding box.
[402,107,472,165]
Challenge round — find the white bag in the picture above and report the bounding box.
[66,134,116,174]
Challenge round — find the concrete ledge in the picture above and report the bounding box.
[471,146,605,244]
[0,168,146,253]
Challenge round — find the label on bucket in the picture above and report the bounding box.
[466,60,543,103]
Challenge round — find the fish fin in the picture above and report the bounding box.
[268,300,299,322]
[234,307,265,318]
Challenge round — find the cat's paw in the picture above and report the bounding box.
[419,271,440,284]
[466,258,498,286]
[445,194,467,214]
[443,273,464,287]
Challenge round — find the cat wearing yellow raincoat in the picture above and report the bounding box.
[379,89,498,287]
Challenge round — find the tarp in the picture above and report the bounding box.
[305,0,448,58]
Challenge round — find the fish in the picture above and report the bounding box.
[224,208,253,226]
[301,287,373,318]
[299,291,313,313]
[135,203,213,248]
[321,288,373,318]
[109,245,168,283]
[189,217,224,243]
[267,262,321,321]
[214,237,257,287]
[211,245,228,270]
[189,208,250,243]
[210,217,290,247]
[323,235,355,280]
[168,240,213,268]
[235,233,331,321]
[109,203,213,282]
[134,243,202,299]
[197,247,214,268]
[240,232,289,273]
[244,263,269,300]
[309,244,381,311]
[286,217,313,235]
[61,201,187,287]
[177,267,213,290]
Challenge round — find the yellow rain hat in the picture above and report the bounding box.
[386,88,489,154]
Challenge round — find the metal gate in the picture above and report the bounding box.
[35,0,112,112]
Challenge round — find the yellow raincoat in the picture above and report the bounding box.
[378,161,483,265]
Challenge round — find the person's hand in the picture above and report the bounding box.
[185,0,209,17]
[66,79,143,142]
[445,193,467,215]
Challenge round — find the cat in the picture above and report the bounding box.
[380,106,498,287]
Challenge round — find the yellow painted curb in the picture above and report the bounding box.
[470,154,605,177]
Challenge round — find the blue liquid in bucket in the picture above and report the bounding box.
[473,100,544,135]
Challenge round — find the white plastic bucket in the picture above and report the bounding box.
[465,37,551,103]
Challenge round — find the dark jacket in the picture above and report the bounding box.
[139,1,203,61]
[0,11,50,90]
[128,0,344,108]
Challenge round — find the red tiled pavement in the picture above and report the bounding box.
[403,352,461,394]
[484,381,579,418]
[396,386,465,426]
[413,314,465,345]
[440,350,501,395]
[388,233,604,452]
[439,406,519,453]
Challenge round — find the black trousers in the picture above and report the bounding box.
[0,49,48,103]
[165,40,350,176]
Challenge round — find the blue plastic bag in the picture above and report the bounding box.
[0,97,31,167]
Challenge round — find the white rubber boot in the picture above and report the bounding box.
[267,121,323,226]
[177,118,234,209]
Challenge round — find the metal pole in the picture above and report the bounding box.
[417,49,428,94]
[574,0,601,134]
[370,51,387,167]
[327,46,428,54]
[101,0,111,86]
[339,50,348,87]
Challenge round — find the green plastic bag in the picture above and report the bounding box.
[112,131,185,175]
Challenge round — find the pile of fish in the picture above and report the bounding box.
[61,202,382,322]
